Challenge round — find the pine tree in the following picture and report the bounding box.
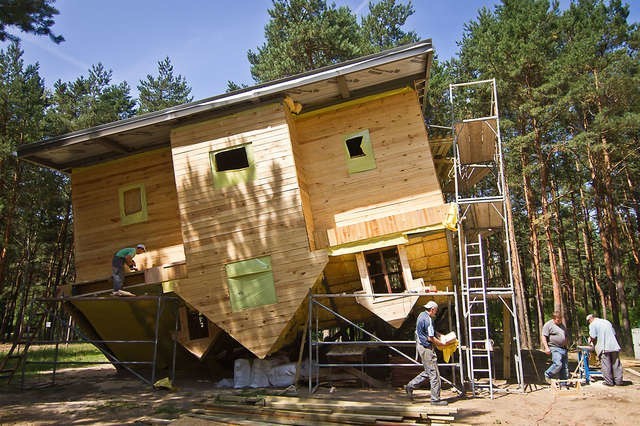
[46,63,136,134]
[0,0,64,43]
[359,0,418,54]
[137,57,193,114]
[248,0,362,82]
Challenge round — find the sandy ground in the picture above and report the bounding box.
[1,357,639,425]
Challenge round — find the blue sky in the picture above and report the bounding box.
[3,0,639,101]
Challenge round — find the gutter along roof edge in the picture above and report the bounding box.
[17,40,433,157]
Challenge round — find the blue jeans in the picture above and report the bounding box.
[545,347,568,380]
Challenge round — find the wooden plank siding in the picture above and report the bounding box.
[292,89,446,248]
[170,102,328,359]
[71,148,186,282]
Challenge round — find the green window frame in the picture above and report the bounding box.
[118,183,148,225]
[210,143,256,189]
[226,256,277,312]
[344,129,376,174]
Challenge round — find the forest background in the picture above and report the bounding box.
[0,0,639,352]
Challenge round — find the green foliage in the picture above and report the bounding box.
[0,0,63,44]
[455,0,640,345]
[137,57,193,114]
[359,0,419,54]
[248,0,417,83]
[248,0,361,82]
[46,63,136,134]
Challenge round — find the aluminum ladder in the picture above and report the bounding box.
[464,235,494,398]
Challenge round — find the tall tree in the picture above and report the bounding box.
[0,41,73,339]
[46,63,136,134]
[359,0,418,54]
[248,0,362,82]
[554,0,640,346]
[0,0,63,43]
[137,57,193,114]
[457,0,565,344]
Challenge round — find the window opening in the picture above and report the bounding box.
[210,143,256,189]
[365,247,406,294]
[187,309,209,340]
[344,129,375,174]
[214,146,250,171]
[346,136,366,158]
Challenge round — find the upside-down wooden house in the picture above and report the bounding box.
[18,40,468,376]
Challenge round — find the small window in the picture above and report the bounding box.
[118,183,147,225]
[365,247,405,294]
[344,129,376,174]
[210,143,256,189]
[226,256,277,311]
[187,309,209,340]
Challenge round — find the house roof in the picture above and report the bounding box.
[17,40,433,173]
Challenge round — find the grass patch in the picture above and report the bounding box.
[0,343,108,375]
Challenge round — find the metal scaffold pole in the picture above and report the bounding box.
[450,78,524,397]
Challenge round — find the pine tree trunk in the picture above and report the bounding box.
[532,124,563,318]
[569,191,590,313]
[505,184,532,349]
[0,160,20,291]
[593,69,631,348]
[521,149,545,346]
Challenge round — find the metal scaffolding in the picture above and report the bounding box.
[450,78,525,397]
[0,294,179,389]
[307,292,464,395]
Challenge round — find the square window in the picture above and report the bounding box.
[365,248,405,294]
[210,143,256,189]
[344,129,376,174]
[118,183,147,225]
[226,256,277,312]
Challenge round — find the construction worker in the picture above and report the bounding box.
[405,301,448,406]
[112,244,145,294]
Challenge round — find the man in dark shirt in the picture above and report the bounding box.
[542,311,568,383]
[405,301,448,406]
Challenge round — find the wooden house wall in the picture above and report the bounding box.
[293,89,445,248]
[320,231,453,325]
[72,148,185,282]
[170,102,328,359]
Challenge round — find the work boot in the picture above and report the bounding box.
[404,385,413,400]
[431,400,448,406]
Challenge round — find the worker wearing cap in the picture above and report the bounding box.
[587,313,623,386]
[405,301,448,406]
[111,244,146,293]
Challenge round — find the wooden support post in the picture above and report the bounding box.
[503,304,512,380]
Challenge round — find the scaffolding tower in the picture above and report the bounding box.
[450,78,524,397]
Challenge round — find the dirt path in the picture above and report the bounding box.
[1,358,639,425]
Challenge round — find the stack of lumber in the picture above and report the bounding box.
[180,394,458,425]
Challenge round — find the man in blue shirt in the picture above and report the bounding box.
[112,244,145,294]
[587,313,623,386]
[405,300,448,406]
